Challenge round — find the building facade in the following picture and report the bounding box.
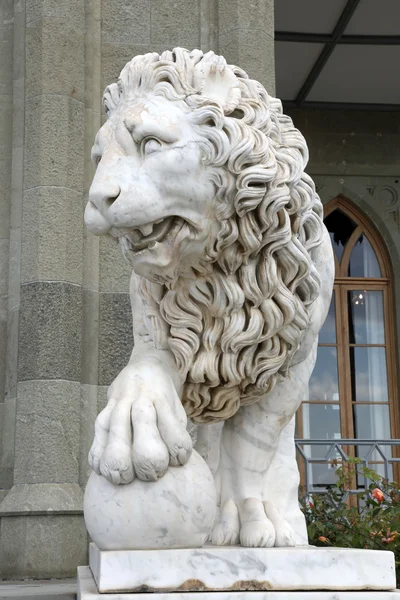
[0,0,399,579]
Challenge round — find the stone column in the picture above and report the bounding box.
[0,0,275,579]
[0,0,87,578]
[218,0,275,95]
[0,0,14,504]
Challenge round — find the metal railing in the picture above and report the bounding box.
[295,439,400,495]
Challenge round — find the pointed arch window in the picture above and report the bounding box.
[298,196,399,489]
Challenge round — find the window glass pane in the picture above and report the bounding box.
[319,291,336,343]
[348,235,381,278]
[309,347,340,401]
[350,347,388,402]
[301,405,342,491]
[324,209,357,262]
[348,290,385,344]
[306,461,339,491]
[302,403,341,440]
[353,404,391,439]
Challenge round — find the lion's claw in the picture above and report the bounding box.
[89,368,192,485]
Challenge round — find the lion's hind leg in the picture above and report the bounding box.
[263,500,297,547]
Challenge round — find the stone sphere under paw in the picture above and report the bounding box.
[84,450,217,550]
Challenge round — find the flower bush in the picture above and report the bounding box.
[299,458,400,585]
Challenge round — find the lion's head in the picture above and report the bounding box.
[85,48,325,424]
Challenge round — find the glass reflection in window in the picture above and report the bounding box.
[350,347,389,403]
[308,347,339,401]
[348,235,381,278]
[348,290,385,344]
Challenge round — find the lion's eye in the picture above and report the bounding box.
[142,138,162,156]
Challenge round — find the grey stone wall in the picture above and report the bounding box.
[0,0,276,579]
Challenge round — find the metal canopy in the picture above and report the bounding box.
[275,0,400,110]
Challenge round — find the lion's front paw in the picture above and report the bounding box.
[89,372,193,485]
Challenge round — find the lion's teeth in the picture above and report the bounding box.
[138,224,153,236]
[128,229,141,243]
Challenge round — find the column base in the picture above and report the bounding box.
[0,483,87,578]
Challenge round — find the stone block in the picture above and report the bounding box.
[0,26,13,87]
[5,298,19,400]
[79,564,400,600]
[305,132,400,176]
[99,236,131,293]
[0,95,12,159]
[219,32,275,94]
[98,293,132,386]
[286,109,400,136]
[0,322,7,401]
[26,0,84,28]
[79,384,98,487]
[10,146,24,232]
[26,17,85,101]
[24,95,84,191]
[81,289,100,386]
[0,158,10,238]
[89,544,396,593]
[218,0,274,37]
[21,186,84,285]
[14,380,81,484]
[150,0,200,47]
[0,238,9,301]
[0,396,16,469]
[0,481,83,514]
[0,102,12,161]
[0,466,13,489]
[0,159,11,239]
[18,282,82,381]
[12,79,25,149]
[97,385,108,413]
[101,0,150,45]
[0,0,14,26]
[13,7,26,82]
[82,231,100,293]
[0,513,87,579]
[101,43,160,93]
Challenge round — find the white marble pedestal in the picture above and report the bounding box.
[78,543,400,599]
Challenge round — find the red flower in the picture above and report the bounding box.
[371,488,385,503]
[318,536,328,543]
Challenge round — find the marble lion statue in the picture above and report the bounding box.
[84,48,334,548]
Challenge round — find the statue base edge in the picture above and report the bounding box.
[87,542,396,593]
[78,567,400,600]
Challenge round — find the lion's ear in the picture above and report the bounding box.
[193,51,241,114]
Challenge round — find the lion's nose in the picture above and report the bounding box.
[89,183,121,215]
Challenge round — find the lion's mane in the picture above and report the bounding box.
[104,48,325,424]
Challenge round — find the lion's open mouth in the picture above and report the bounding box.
[119,216,185,255]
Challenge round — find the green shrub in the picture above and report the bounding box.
[299,458,400,585]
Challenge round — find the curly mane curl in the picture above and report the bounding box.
[104,48,325,424]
